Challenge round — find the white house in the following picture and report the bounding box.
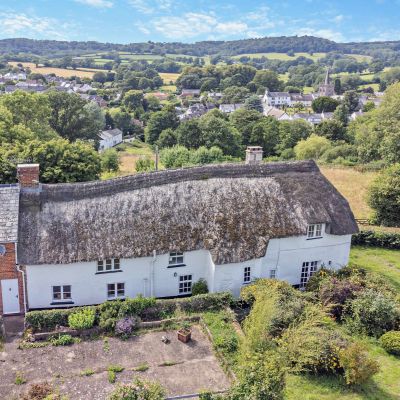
[1,156,358,312]
[263,91,291,107]
[263,106,292,120]
[98,128,123,151]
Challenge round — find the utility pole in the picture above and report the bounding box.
[155,145,159,171]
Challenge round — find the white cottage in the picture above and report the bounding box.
[6,157,359,312]
[98,128,123,151]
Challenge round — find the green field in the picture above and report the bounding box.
[285,246,400,400]
[232,52,327,61]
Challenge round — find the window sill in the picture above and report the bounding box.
[96,270,123,275]
[306,237,323,240]
[167,264,186,269]
[107,296,125,301]
[50,301,74,305]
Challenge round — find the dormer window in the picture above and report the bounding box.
[307,224,323,239]
[97,258,121,273]
[168,252,184,267]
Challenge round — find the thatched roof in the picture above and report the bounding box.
[0,185,20,243]
[17,161,358,266]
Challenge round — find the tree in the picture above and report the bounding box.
[221,86,250,104]
[343,91,360,113]
[244,95,263,113]
[252,70,283,91]
[156,128,177,149]
[144,95,161,112]
[122,90,144,112]
[160,145,191,168]
[135,157,155,172]
[276,119,313,155]
[333,104,350,126]
[334,78,342,95]
[312,96,340,113]
[101,149,119,172]
[145,110,178,144]
[368,164,400,227]
[229,108,262,146]
[294,134,332,160]
[250,117,280,157]
[198,113,241,156]
[93,71,107,83]
[83,102,106,138]
[363,101,376,113]
[315,120,347,142]
[176,119,205,149]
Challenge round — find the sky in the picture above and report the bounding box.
[0,0,399,44]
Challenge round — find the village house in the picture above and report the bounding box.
[292,112,334,125]
[98,128,123,151]
[263,90,291,107]
[180,89,201,99]
[263,106,292,120]
[80,94,108,108]
[0,156,358,314]
[219,103,244,113]
[179,103,216,120]
[289,93,316,107]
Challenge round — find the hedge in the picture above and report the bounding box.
[25,292,233,332]
[352,230,400,250]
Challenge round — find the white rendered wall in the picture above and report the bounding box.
[25,232,352,309]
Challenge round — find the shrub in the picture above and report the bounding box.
[108,378,166,400]
[368,164,400,227]
[68,307,96,330]
[115,317,139,337]
[21,382,53,399]
[230,351,285,400]
[15,372,27,385]
[338,343,379,385]
[25,308,75,332]
[98,300,123,331]
[318,277,362,320]
[380,331,400,355]
[294,134,332,160]
[178,292,233,314]
[50,334,75,346]
[118,296,156,318]
[344,289,400,337]
[135,157,155,173]
[352,230,400,250]
[191,279,209,296]
[278,305,346,374]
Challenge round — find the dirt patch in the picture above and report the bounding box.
[0,326,230,399]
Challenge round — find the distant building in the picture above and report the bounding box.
[318,68,335,97]
[289,93,316,107]
[219,103,244,113]
[98,128,123,151]
[263,106,291,121]
[180,89,201,98]
[179,103,216,120]
[263,91,291,107]
[292,112,333,125]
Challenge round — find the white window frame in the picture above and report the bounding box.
[243,266,251,284]
[97,258,120,273]
[107,282,125,299]
[179,274,192,294]
[52,285,72,301]
[307,223,323,239]
[300,261,319,288]
[169,251,184,266]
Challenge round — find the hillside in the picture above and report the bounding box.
[1,35,400,58]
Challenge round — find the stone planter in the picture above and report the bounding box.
[177,329,191,343]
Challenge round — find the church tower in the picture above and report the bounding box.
[318,68,335,97]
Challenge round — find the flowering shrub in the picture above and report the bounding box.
[108,379,166,400]
[115,317,139,337]
[68,307,96,330]
[380,331,400,355]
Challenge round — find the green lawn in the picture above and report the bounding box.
[286,246,400,400]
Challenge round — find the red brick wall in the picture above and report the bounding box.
[17,164,39,188]
[0,243,24,315]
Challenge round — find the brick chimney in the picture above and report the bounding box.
[245,146,263,165]
[17,164,40,188]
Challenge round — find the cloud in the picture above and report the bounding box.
[148,12,250,39]
[0,13,73,40]
[75,0,113,7]
[332,14,344,23]
[296,27,345,42]
[128,0,172,14]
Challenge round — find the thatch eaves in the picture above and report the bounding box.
[17,161,358,266]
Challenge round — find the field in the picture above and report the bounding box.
[159,72,180,84]
[319,166,378,219]
[8,62,103,78]
[286,246,400,400]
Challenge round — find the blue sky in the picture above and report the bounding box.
[0,0,399,44]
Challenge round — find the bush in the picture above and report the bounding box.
[68,307,95,330]
[338,343,379,385]
[50,334,75,346]
[177,292,233,314]
[98,300,123,331]
[118,296,156,318]
[380,331,400,355]
[26,308,76,332]
[108,379,166,400]
[115,317,139,337]
[135,157,155,173]
[368,164,400,227]
[294,134,332,160]
[344,289,400,337]
[191,279,209,296]
[352,230,400,250]
[21,382,53,400]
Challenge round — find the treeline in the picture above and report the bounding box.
[2,36,400,60]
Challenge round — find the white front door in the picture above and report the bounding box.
[1,279,20,314]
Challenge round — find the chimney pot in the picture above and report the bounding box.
[245,146,263,165]
[17,164,40,188]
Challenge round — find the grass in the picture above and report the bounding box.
[159,72,180,84]
[319,165,378,220]
[132,363,149,372]
[14,372,26,385]
[7,62,104,78]
[349,247,400,291]
[232,52,327,61]
[80,369,95,377]
[160,84,177,92]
